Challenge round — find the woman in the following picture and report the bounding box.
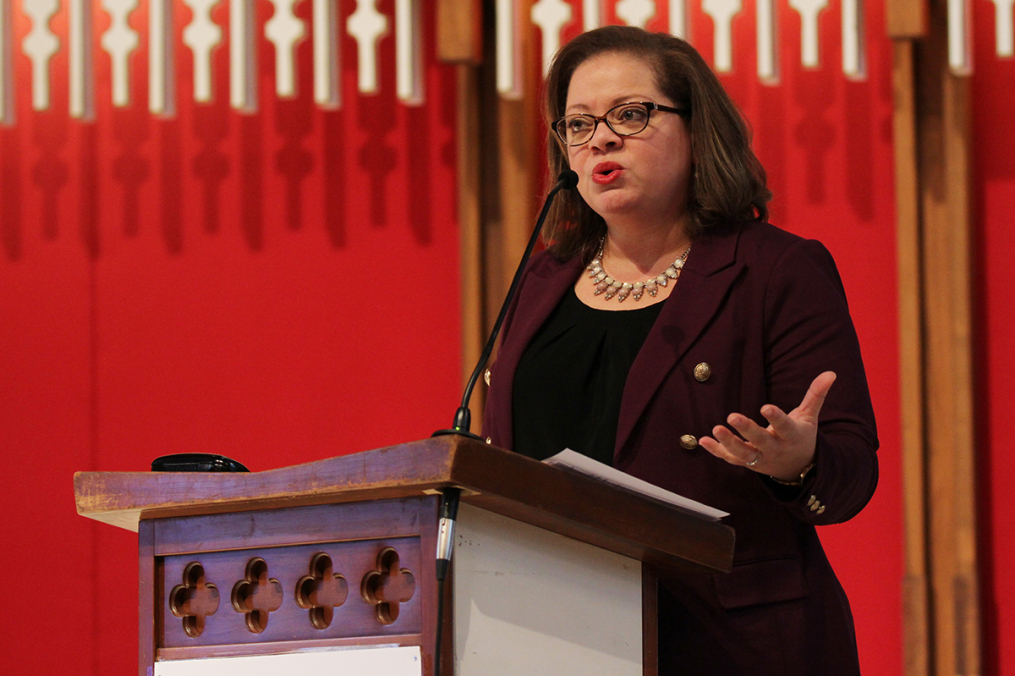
[482,26,878,676]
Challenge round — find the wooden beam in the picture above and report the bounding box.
[496,94,539,297]
[892,37,931,676]
[887,0,928,38]
[437,0,482,63]
[456,64,486,430]
[493,0,540,305]
[914,2,980,672]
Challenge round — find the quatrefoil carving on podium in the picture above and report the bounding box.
[360,547,415,625]
[295,552,349,629]
[231,558,284,633]
[169,562,220,638]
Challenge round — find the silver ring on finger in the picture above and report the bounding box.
[745,453,761,467]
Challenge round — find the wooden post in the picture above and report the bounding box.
[892,36,932,676]
[892,0,981,671]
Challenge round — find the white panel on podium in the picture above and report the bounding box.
[153,645,422,675]
[454,503,643,676]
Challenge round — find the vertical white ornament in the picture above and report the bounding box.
[669,0,687,39]
[788,0,827,68]
[584,0,601,31]
[756,0,777,81]
[0,0,14,125]
[70,0,94,120]
[101,0,140,107]
[183,0,223,104]
[231,0,257,112]
[992,0,1015,57]
[701,0,741,72]
[841,0,864,78]
[616,0,656,29]
[496,0,521,99]
[532,0,572,77]
[266,0,306,98]
[313,0,340,107]
[347,0,388,94]
[395,0,423,104]
[948,0,972,73]
[150,0,175,115]
[23,0,60,111]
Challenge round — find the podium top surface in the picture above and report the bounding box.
[74,436,734,574]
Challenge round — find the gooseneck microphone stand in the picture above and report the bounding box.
[428,170,578,675]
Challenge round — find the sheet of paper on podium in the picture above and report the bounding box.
[544,449,729,520]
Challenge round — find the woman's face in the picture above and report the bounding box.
[564,53,692,229]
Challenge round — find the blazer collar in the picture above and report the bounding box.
[615,223,746,459]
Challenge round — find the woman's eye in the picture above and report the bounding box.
[617,106,647,122]
[568,118,591,132]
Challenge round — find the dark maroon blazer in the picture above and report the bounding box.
[482,221,878,675]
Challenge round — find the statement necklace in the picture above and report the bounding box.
[587,238,691,302]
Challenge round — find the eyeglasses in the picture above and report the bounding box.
[552,101,688,147]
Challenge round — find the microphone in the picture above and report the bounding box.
[433,169,579,439]
[435,487,462,581]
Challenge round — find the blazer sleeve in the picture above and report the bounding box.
[759,238,879,525]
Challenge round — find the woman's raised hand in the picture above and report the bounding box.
[697,371,837,482]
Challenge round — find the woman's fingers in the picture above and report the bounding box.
[697,372,837,474]
[795,371,837,421]
[700,425,761,467]
[728,413,775,448]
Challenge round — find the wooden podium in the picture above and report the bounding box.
[75,436,734,676]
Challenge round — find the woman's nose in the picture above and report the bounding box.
[588,120,621,150]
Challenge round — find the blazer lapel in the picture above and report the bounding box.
[615,225,746,457]
[491,254,584,450]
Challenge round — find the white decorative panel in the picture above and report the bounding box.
[788,0,827,68]
[230,0,257,112]
[23,0,60,111]
[1,0,14,125]
[101,0,140,107]
[616,0,656,29]
[266,0,306,98]
[69,0,94,119]
[701,0,741,72]
[532,0,572,76]
[313,0,340,107]
[496,0,521,98]
[154,646,422,676]
[841,0,864,78]
[454,504,643,676]
[584,0,601,31]
[347,0,388,94]
[757,0,776,80]
[669,0,687,38]
[150,0,175,115]
[395,0,423,104]
[183,0,223,103]
[948,0,972,73]
[993,0,1015,56]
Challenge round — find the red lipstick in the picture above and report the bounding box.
[592,162,623,185]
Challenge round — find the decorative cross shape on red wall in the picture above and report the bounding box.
[230,558,284,633]
[295,552,349,629]
[360,546,416,625]
[169,562,220,638]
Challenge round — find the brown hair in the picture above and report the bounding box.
[542,26,771,262]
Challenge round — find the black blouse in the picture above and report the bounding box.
[512,286,665,466]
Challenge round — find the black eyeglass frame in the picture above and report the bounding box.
[552,101,689,147]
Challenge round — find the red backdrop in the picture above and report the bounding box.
[973,0,1015,673]
[1,1,461,672]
